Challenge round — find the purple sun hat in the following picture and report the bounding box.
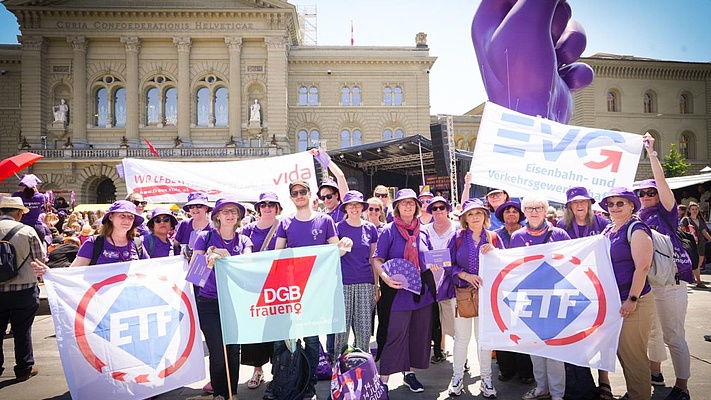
[213,196,246,218]
[565,186,596,206]
[392,188,421,208]
[425,196,452,214]
[459,198,489,218]
[182,192,212,212]
[600,187,641,213]
[101,200,145,228]
[635,179,658,196]
[257,191,280,206]
[148,208,178,229]
[19,174,42,189]
[339,190,369,212]
[495,201,524,223]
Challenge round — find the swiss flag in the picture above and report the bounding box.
[142,137,160,157]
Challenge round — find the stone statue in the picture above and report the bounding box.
[120,136,129,148]
[226,135,237,147]
[53,99,69,123]
[63,136,73,149]
[19,136,31,149]
[249,99,261,122]
[173,136,183,148]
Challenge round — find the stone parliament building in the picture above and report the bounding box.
[0,0,710,204]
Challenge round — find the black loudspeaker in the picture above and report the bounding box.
[430,123,450,176]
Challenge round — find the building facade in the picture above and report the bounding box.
[0,0,435,202]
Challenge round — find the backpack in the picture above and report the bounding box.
[271,339,310,400]
[0,224,31,282]
[626,221,677,287]
[90,235,144,266]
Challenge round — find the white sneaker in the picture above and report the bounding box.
[449,376,463,396]
[522,387,551,400]
[480,378,497,398]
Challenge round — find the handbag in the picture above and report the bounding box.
[455,285,478,318]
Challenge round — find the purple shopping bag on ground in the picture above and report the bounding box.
[330,349,388,400]
[316,342,332,380]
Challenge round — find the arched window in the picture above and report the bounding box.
[95,87,109,127]
[165,88,177,126]
[352,87,361,106]
[383,128,404,140]
[680,131,695,160]
[92,75,125,128]
[196,87,211,127]
[298,129,321,152]
[340,128,363,148]
[113,88,126,128]
[298,86,308,106]
[643,91,656,114]
[606,91,619,112]
[214,87,228,127]
[341,87,351,106]
[194,75,227,127]
[143,75,176,128]
[146,88,160,126]
[383,87,392,106]
[680,92,693,114]
[308,86,319,106]
[455,137,465,150]
[393,86,403,106]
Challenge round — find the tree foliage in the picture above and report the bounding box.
[662,143,691,178]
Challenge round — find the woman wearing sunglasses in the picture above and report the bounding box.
[636,133,693,400]
[175,192,213,261]
[190,196,253,400]
[240,192,282,391]
[365,196,386,235]
[125,192,150,237]
[143,208,180,258]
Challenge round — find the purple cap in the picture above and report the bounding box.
[460,198,489,218]
[148,208,178,228]
[318,179,339,193]
[636,179,657,191]
[425,196,452,214]
[392,188,421,208]
[340,190,369,212]
[213,196,245,219]
[565,186,596,205]
[102,200,145,228]
[19,174,42,189]
[600,187,641,213]
[495,201,524,223]
[257,191,280,205]
[183,192,212,212]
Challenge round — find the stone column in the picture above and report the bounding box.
[121,37,140,146]
[225,37,242,141]
[67,36,88,146]
[19,36,46,145]
[173,37,192,145]
[265,36,289,142]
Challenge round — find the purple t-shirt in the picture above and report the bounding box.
[638,202,678,237]
[77,235,150,265]
[449,229,505,286]
[275,212,337,248]
[13,191,46,226]
[509,223,571,248]
[135,223,150,237]
[336,220,379,285]
[494,226,515,249]
[373,222,435,311]
[605,217,652,301]
[556,214,610,239]
[327,205,345,223]
[242,221,278,252]
[193,227,253,299]
[175,218,210,247]
[142,233,176,258]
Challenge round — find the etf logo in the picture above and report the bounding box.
[250,255,317,317]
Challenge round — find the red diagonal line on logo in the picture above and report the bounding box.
[255,255,317,307]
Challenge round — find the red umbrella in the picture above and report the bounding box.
[0,152,44,182]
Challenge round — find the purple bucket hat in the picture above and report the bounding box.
[19,174,42,189]
[257,191,280,206]
[182,192,212,212]
[425,196,452,214]
[495,201,524,223]
[600,187,641,213]
[102,200,145,227]
[565,186,596,206]
[392,188,421,208]
[148,207,178,228]
[460,198,489,218]
[318,179,339,193]
[213,196,245,219]
[635,179,658,193]
[339,190,369,212]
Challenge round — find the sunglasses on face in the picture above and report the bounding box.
[319,193,336,201]
[368,207,381,212]
[430,205,447,212]
[374,193,388,198]
[291,189,309,198]
[187,204,204,210]
[638,189,658,198]
[606,201,628,209]
[132,200,148,206]
[153,216,172,223]
[259,202,278,209]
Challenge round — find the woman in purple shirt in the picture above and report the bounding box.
[372,188,435,393]
[143,208,179,258]
[494,201,524,248]
[190,196,253,399]
[175,192,212,261]
[240,192,281,390]
[334,190,379,355]
[557,186,609,238]
[446,198,504,398]
[12,174,48,242]
[600,187,654,400]
[510,195,570,400]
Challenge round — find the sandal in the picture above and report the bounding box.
[598,382,614,400]
[247,370,264,389]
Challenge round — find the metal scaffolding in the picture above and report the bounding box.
[438,114,457,205]
[297,5,318,46]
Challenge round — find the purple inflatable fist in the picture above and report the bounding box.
[472,0,594,123]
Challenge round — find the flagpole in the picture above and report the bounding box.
[224,344,233,399]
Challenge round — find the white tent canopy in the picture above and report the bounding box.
[633,173,711,190]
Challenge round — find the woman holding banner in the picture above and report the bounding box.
[190,196,253,400]
[600,187,654,400]
[240,192,281,391]
[557,187,609,238]
[636,133,693,400]
[371,188,436,393]
[446,198,503,398]
[510,195,570,400]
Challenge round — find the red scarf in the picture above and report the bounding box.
[394,216,421,271]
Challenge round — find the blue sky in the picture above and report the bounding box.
[1,0,710,115]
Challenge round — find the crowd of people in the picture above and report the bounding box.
[0,136,701,400]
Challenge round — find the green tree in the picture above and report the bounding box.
[662,143,691,178]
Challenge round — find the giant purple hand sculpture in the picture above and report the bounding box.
[472,0,594,124]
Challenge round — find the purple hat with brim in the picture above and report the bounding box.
[102,200,145,228]
[600,187,641,213]
[459,198,489,218]
[636,179,657,192]
[257,191,280,206]
[183,192,212,212]
[148,208,178,229]
[213,196,246,219]
[19,174,42,189]
[495,201,524,223]
[318,179,339,193]
[340,190,369,212]
[425,196,452,214]
[565,186,596,206]
[392,188,421,208]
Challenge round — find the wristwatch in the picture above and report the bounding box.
[649,150,658,157]
[629,295,638,302]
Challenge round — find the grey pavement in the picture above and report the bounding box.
[3,277,711,400]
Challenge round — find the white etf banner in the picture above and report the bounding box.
[122,151,318,213]
[479,235,623,371]
[470,102,643,203]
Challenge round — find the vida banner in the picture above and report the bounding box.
[470,102,643,203]
[478,235,623,371]
[43,256,204,400]
[216,244,346,344]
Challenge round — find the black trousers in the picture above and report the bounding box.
[496,350,533,379]
[196,296,240,397]
[0,286,39,377]
[431,301,443,357]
